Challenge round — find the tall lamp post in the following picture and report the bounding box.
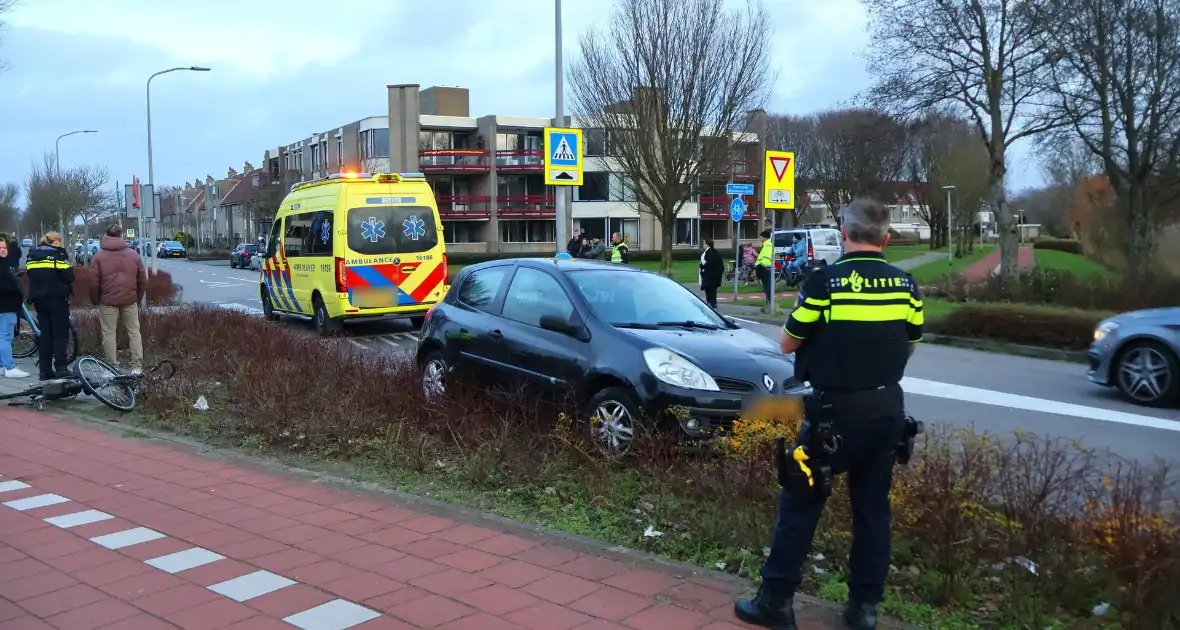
[553,0,571,254]
[146,66,210,272]
[55,130,98,240]
[942,185,955,265]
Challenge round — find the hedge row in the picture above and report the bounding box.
[73,307,1180,627]
[19,266,180,307]
[925,302,1104,350]
[1033,238,1084,254]
[937,266,1175,312]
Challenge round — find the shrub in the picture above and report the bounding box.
[75,306,1180,627]
[937,266,1179,312]
[1033,238,1084,255]
[22,266,181,307]
[926,303,1103,349]
[188,248,232,261]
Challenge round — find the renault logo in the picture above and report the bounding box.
[763,374,775,392]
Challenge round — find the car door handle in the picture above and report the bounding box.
[489,330,503,339]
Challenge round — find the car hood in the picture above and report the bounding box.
[620,326,798,389]
[1113,307,1180,323]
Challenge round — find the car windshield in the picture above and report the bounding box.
[164,241,182,247]
[567,269,728,329]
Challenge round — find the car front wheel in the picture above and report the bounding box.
[1115,341,1180,407]
[586,387,643,458]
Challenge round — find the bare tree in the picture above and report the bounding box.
[1039,0,1180,281]
[24,153,113,241]
[569,0,772,273]
[907,112,991,251]
[861,0,1060,281]
[0,182,19,234]
[765,114,821,226]
[0,0,17,74]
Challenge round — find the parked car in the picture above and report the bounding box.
[1088,307,1180,407]
[230,243,259,269]
[248,250,262,271]
[157,240,187,258]
[772,225,845,265]
[20,238,32,248]
[416,258,807,456]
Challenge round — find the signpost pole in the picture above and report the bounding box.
[725,183,752,304]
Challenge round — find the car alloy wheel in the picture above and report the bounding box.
[591,400,635,457]
[422,357,447,399]
[1117,344,1174,404]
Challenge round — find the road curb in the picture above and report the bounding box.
[923,333,1089,363]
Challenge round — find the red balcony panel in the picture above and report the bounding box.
[496,194,555,218]
[495,149,544,172]
[699,196,761,220]
[701,158,758,180]
[419,149,490,173]
[437,195,492,219]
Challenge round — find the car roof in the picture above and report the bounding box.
[462,257,649,277]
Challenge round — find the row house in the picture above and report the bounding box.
[155,162,284,249]
[263,84,769,254]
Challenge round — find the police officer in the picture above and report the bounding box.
[754,229,774,312]
[25,232,75,380]
[608,232,629,264]
[735,199,924,630]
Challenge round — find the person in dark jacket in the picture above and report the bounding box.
[25,232,74,379]
[566,229,583,258]
[0,239,29,379]
[699,238,724,307]
[0,233,20,270]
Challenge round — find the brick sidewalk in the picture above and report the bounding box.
[961,246,1035,281]
[0,409,852,629]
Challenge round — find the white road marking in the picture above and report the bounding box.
[377,337,400,348]
[0,480,30,493]
[90,527,166,549]
[216,303,264,315]
[3,493,70,511]
[209,570,296,602]
[283,599,381,630]
[145,547,225,573]
[901,377,1180,431]
[347,339,367,349]
[45,509,113,528]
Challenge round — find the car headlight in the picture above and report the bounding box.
[1094,321,1119,342]
[643,348,719,392]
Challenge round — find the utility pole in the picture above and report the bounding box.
[553,0,571,253]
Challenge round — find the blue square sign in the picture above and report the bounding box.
[548,131,580,167]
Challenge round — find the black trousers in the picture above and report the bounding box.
[760,413,905,605]
[756,266,772,304]
[703,286,718,307]
[33,298,70,375]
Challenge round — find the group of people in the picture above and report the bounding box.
[0,224,146,381]
[565,230,630,264]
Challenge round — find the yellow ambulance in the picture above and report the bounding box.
[258,172,449,335]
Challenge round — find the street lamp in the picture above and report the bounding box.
[54,130,98,239]
[942,185,955,265]
[146,66,210,272]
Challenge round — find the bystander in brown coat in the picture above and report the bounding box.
[89,225,145,372]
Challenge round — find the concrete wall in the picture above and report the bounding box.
[387,84,421,172]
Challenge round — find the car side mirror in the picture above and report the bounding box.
[723,317,740,329]
[539,313,589,341]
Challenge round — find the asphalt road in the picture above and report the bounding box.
[154,257,1180,463]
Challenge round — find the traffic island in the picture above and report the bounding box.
[16,305,1174,628]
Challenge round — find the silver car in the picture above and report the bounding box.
[1088,307,1180,406]
[248,251,262,271]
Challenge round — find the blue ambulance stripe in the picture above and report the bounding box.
[348,265,394,286]
[265,270,289,310]
[280,269,301,312]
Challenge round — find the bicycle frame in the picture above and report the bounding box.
[18,302,79,336]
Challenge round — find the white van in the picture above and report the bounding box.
[772,226,844,265]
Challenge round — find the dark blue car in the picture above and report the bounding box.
[157,240,187,258]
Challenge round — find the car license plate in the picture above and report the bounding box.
[349,286,398,309]
[742,395,805,423]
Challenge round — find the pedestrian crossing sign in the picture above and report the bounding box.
[544,127,584,186]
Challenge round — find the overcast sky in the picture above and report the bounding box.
[1,0,1040,202]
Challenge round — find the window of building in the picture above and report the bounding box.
[320,140,328,170]
[609,218,638,247]
[442,221,480,243]
[310,144,320,171]
[371,128,390,158]
[419,131,452,151]
[739,221,761,240]
[359,130,369,160]
[501,268,575,329]
[576,173,609,202]
[496,133,522,151]
[585,128,606,156]
[457,266,510,312]
[608,174,636,202]
[674,218,698,246]
[576,218,607,240]
[500,220,555,243]
[336,136,343,167]
[700,220,728,243]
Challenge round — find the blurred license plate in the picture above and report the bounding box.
[350,286,398,309]
[742,395,805,422]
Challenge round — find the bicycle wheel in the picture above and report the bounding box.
[12,318,37,358]
[75,356,136,412]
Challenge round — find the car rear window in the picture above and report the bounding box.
[347,206,438,256]
[774,231,804,247]
[244,244,258,252]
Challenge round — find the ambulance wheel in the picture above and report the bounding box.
[312,295,341,336]
[410,316,425,329]
[261,290,279,322]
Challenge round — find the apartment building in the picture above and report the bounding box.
[263,85,768,254]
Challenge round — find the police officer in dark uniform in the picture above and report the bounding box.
[734,199,924,630]
[25,232,75,380]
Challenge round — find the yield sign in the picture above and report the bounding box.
[770,156,792,182]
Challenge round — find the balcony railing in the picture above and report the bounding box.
[701,159,757,181]
[495,149,544,172]
[419,149,491,173]
[436,195,492,219]
[698,196,761,220]
[496,194,556,218]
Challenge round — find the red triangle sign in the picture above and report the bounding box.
[770,156,791,182]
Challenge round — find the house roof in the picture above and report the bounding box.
[220,169,266,207]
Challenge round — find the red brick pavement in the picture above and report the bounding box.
[0,409,853,629]
[960,246,1036,281]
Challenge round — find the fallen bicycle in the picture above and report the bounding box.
[0,356,175,413]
